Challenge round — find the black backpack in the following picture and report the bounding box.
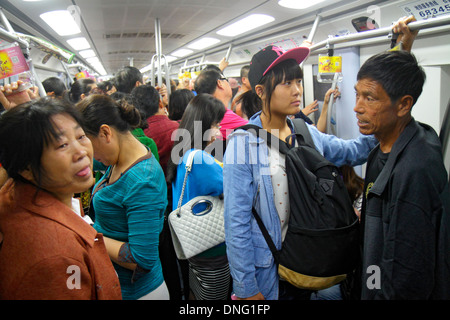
[238,118,360,291]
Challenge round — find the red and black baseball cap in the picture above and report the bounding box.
[248,45,310,91]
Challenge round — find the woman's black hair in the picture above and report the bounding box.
[65,78,96,104]
[110,92,149,130]
[97,80,115,93]
[236,90,262,119]
[258,59,303,120]
[0,97,84,186]
[166,93,226,183]
[76,94,142,136]
[168,88,195,121]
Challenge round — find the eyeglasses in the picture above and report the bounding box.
[219,76,228,82]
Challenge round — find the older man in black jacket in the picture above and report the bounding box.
[355,49,450,300]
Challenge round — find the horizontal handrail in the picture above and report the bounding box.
[309,14,450,52]
[174,14,450,73]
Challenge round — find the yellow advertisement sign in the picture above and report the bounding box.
[318,56,342,74]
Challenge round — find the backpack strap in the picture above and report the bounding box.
[251,207,280,264]
[234,125,282,262]
[290,118,315,149]
[236,119,315,152]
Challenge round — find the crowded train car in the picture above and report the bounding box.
[0,0,449,303]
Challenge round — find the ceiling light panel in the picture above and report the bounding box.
[278,0,327,9]
[171,48,194,57]
[40,10,81,36]
[66,37,91,51]
[86,57,100,65]
[79,49,96,58]
[217,14,275,37]
[188,37,221,50]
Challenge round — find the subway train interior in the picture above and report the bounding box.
[1,0,449,178]
[0,0,450,302]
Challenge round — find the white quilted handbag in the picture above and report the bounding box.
[168,150,225,260]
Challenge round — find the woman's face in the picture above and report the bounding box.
[87,125,119,167]
[36,113,94,205]
[265,78,303,117]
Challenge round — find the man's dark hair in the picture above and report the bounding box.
[130,84,160,119]
[114,66,143,93]
[357,51,426,107]
[42,77,67,97]
[194,68,222,95]
[240,65,250,79]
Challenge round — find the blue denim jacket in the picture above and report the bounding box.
[223,112,378,300]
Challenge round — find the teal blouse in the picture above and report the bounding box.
[91,152,167,300]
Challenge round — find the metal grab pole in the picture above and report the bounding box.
[150,54,157,87]
[301,15,321,70]
[28,59,46,97]
[326,73,339,135]
[324,38,337,135]
[306,15,322,43]
[154,18,163,86]
[180,61,223,71]
[163,54,171,97]
[225,44,233,62]
[60,60,73,88]
[0,7,15,34]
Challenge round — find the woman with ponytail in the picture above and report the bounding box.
[76,94,169,300]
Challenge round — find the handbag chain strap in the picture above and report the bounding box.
[176,150,200,217]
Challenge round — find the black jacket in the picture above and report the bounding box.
[361,119,450,300]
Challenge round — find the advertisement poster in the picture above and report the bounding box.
[318,55,342,74]
[0,45,30,80]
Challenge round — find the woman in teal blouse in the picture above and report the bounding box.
[76,94,168,300]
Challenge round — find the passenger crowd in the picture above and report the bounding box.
[0,16,448,300]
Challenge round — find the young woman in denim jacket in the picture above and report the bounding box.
[223,45,378,300]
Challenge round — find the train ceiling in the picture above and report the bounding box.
[1,0,392,75]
